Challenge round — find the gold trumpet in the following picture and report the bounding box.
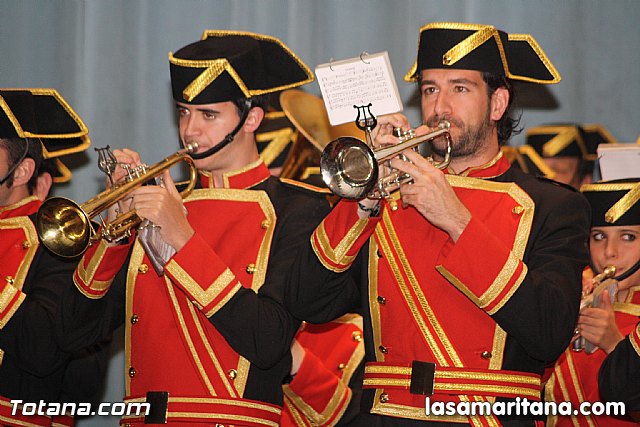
[320,121,452,200]
[36,144,199,258]
[573,265,618,353]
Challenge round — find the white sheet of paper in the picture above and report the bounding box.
[315,52,403,126]
[597,144,640,180]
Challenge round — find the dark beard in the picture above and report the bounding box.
[426,110,493,159]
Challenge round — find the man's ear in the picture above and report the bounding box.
[243,106,265,133]
[35,171,53,200]
[490,87,510,121]
[12,157,36,187]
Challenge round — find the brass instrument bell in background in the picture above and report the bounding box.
[279,89,363,181]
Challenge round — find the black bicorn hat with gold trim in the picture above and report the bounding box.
[523,123,617,162]
[0,88,90,182]
[501,145,556,179]
[169,30,314,105]
[581,179,640,227]
[404,22,561,84]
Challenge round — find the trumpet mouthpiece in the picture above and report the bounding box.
[184,142,199,153]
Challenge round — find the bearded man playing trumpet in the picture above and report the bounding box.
[58,31,333,426]
[545,179,640,425]
[286,22,591,426]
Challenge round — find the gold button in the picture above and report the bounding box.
[380,392,389,403]
[389,200,398,211]
[131,314,139,324]
[338,363,346,370]
[512,206,524,215]
[481,351,492,359]
[124,424,131,427]
[352,331,362,342]
[377,296,386,305]
[5,276,14,285]
[228,369,237,380]
[22,240,30,249]
[379,345,389,354]
[128,367,136,377]
[246,264,257,274]
[138,264,149,274]
[260,219,269,229]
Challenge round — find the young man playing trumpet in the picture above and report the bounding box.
[286,22,591,426]
[63,31,331,426]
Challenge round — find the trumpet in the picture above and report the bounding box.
[36,144,199,258]
[320,121,452,200]
[573,265,618,353]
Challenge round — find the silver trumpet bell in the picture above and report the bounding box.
[320,121,452,200]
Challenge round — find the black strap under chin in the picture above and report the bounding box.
[189,99,254,160]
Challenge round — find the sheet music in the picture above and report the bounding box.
[597,144,640,181]
[315,52,403,126]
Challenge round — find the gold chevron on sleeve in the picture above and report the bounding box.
[75,240,109,285]
[314,219,367,266]
[631,323,640,357]
[0,284,25,329]
[165,260,237,308]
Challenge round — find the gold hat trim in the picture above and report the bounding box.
[507,34,561,84]
[517,145,557,179]
[605,183,640,224]
[170,30,313,102]
[404,22,560,84]
[169,55,250,102]
[582,123,618,145]
[51,158,72,183]
[0,88,91,159]
[580,182,640,224]
[526,125,587,158]
[443,26,508,75]
[0,88,89,139]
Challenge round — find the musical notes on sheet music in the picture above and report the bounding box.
[315,52,403,126]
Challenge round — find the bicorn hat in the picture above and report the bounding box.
[0,88,90,182]
[404,22,560,84]
[169,30,314,104]
[581,179,640,226]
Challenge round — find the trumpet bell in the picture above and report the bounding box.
[321,137,379,200]
[36,197,91,258]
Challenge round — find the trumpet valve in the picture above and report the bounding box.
[392,128,416,143]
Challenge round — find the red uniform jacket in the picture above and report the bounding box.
[71,160,329,426]
[1,196,105,427]
[281,314,364,427]
[545,288,640,426]
[286,153,591,426]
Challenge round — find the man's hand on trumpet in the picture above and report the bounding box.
[356,114,411,218]
[390,149,471,243]
[111,148,194,252]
